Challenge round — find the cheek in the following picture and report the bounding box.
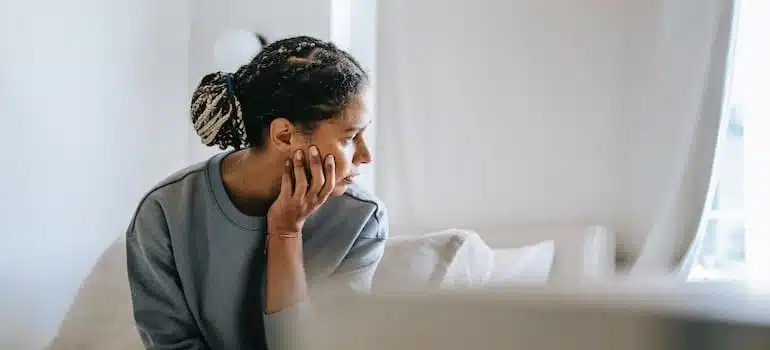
[316,143,351,181]
[328,146,354,197]
[332,145,354,176]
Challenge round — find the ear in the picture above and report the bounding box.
[267,117,296,152]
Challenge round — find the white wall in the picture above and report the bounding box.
[0,0,190,348]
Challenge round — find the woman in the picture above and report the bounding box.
[126,35,387,349]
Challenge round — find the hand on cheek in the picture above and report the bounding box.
[267,145,336,235]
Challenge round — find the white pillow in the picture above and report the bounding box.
[486,240,555,285]
[372,229,494,293]
[438,230,495,289]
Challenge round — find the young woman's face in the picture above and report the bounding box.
[294,93,372,196]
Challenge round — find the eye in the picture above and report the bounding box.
[342,134,357,145]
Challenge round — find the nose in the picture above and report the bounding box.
[353,137,372,165]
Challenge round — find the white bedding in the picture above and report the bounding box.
[487,240,555,285]
[373,229,493,292]
[372,229,556,292]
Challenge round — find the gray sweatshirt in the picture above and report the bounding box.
[125,151,388,349]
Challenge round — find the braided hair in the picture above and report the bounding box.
[190,35,368,150]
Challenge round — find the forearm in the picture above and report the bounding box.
[264,234,308,314]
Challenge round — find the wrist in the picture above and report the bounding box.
[265,230,303,255]
[268,231,302,239]
[267,218,303,237]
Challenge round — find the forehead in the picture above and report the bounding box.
[323,94,370,131]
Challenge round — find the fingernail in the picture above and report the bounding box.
[295,149,303,160]
[309,146,319,156]
[326,155,334,164]
[285,160,291,167]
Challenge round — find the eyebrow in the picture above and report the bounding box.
[343,120,372,133]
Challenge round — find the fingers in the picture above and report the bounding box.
[318,154,336,201]
[306,146,325,198]
[292,149,308,198]
[288,147,334,208]
[279,159,293,199]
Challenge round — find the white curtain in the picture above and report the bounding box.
[374,0,737,273]
[630,0,736,276]
[376,0,634,236]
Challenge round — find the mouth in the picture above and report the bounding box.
[341,173,360,184]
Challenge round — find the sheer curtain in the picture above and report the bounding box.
[681,0,770,284]
[676,0,740,279]
[630,0,736,277]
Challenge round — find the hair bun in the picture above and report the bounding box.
[190,72,249,149]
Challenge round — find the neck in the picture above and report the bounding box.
[221,148,283,217]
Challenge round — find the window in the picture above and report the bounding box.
[688,0,769,282]
[689,108,744,281]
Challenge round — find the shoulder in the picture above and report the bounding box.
[146,159,209,202]
[307,183,388,240]
[126,158,210,233]
[342,183,388,230]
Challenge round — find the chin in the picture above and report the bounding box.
[330,183,348,197]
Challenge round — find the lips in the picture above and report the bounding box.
[341,173,360,183]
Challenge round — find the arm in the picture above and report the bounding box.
[262,208,388,349]
[261,149,324,350]
[262,148,387,349]
[126,198,208,350]
[262,232,309,350]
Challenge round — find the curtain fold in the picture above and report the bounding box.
[630,0,736,276]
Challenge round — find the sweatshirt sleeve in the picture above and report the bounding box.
[262,207,388,349]
[324,221,387,293]
[126,198,209,350]
[262,298,313,350]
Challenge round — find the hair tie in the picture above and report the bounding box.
[224,73,235,101]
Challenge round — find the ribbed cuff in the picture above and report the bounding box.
[264,299,313,349]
